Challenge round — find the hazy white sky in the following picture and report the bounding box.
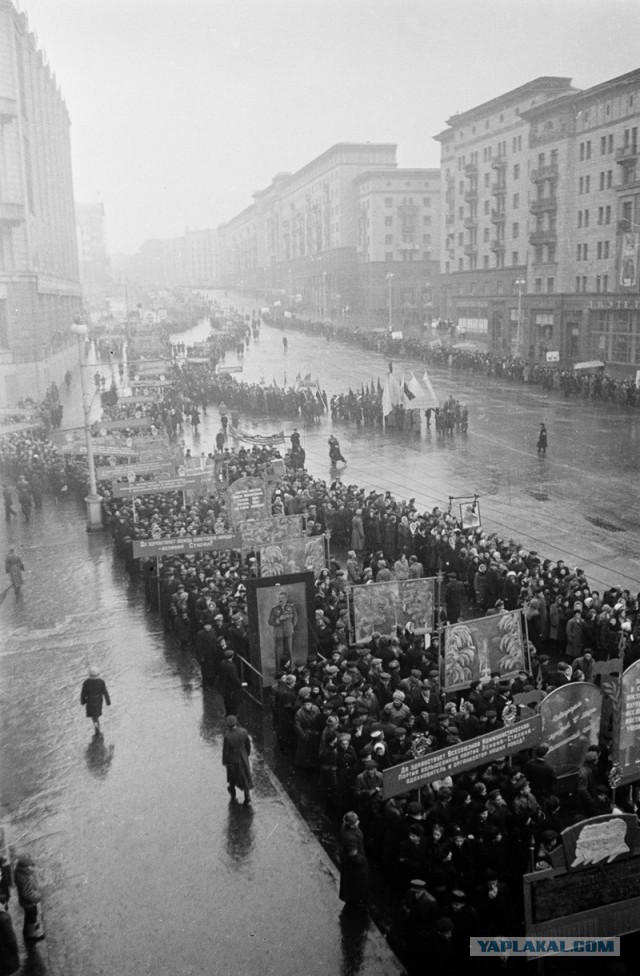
[21,0,640,254]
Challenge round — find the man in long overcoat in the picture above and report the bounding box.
[339,811,368,908]
[80,667,111,735]
[222,715,253,804]
[268,590,298,665]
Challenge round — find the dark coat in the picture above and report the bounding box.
[339,824,368,905]
[0,907,19,976]
[222,726,253,791]
[80,677,111,719]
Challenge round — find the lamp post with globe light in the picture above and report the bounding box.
[386,272,394,331]
[515,277,526,359]
[69,321,103,531]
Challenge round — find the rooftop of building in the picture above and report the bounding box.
[434,76,574,140]
[353,167,440,184]
[252,143,398,200]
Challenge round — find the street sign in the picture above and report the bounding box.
[132,532,241,558]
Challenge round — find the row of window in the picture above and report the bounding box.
[384,252,431,262]
[384,216,431,226]
[576,241,611,260]
[583,129,638,158]
[384,235,432,245]
[579,171,614,193]
[383,197,433,207]
[576,275,610,292]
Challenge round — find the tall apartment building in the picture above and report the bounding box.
[437,69,640,375]
[217,144,440,319]
[76,202,111,311]
[0,1,82,404]
[355,167,440,316]
[126,228,219,289]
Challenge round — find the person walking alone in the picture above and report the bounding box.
[3,486,17,522]
[80,666,111,736]
[537,423,548,455]
[222,715,253,804]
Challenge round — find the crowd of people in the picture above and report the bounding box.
[267,311,640,411]
[1,313,639,974]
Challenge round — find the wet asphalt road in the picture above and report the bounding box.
[0,499,401,976]
[181,292,640,592]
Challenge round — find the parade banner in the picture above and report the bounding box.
[228,426,285,447]
[215,365,243,373]
[96,461,174,480]
[260,535,326,578]
[382,714,542,799]
[186,357,210,364]
[129,379,174,388]
[539,683,602,775]
[132,532,240,558]
[227,476,269,525]
[619,232,639,289]
[111,474,204,498]
[59,444,138,458]
[239,514,304,549]
[614,660,640,785]
[350,577,436,642]
[246,572,315,689]
[98,417,156,431]
[444,610,525,691]
[117,396,157,405]
[0,421,43,435]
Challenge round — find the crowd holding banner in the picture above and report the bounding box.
[2,315,640,973]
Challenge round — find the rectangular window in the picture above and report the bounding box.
[603,274,608,291]
[458,232,464,245]
[385,234,393,244]
[513,164,520,179]
[582,276,587,291]
[484,172,490,187]
[547,277,555,293]
[598,206,604,224]
[423,234,431,244]
[578,211,583,228]
[483,227,490,241]
[423,216,431,225]
[458,258,463,271]
[386,252,393,261]
[484,200,490,214]
[535,277,543,294]
[586,140,591,159]
[385,216,392,227]
[459,207,464,219]
[608,134,614,153]
[584,209,590,227]
[385,197,392,206]
[459,181,464,194]
[597,241,602,259]
[601,136,607,155]
[512,222,519,238]
[595,275,601,292]
[605,205,611,224]
[513,193,520,208]
[577,243,582,261]
[580,142,585,161]
[423,197,431,206]
[583,243,588,260]
[512,251,519,265]
[579,176,584,194]
[585,175,590,192]
[600,171,605,190]
[576,275,581,292]
[607,170,612,188]
[483,255,489,268]
[604,240,609,258]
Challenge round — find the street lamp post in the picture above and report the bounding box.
[386,272,394,331]
[322,271,328,319]
[70,322,103,532]
[515,278,526,358]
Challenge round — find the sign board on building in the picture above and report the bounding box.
[546,350,560,363]
[382,714,542,800]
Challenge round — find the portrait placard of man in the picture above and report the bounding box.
[268,589,298,665]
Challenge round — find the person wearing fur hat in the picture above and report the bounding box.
[80,666,111,736]
[222,715,253,805]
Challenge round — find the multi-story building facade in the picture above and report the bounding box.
[435,77,575,353]
[437,69,640,375]
[126,228,219,289]
[0,1,82,404]
[355,167,440,318]
[217,144,441,320]
[76,203,111,311]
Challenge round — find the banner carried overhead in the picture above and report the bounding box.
[401,370,439,410]
[444,610,526,691]
[350,577,436,641]
[540,683,602,776]
[613,660,640,785]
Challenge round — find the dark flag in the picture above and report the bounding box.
[403,382,415,401]
[389,360,394,373]
[377,377,383,393]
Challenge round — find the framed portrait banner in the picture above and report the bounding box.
[260,535,327,578]
[246,572,315,689]
[349,577,436,642]
[444,610,525,691]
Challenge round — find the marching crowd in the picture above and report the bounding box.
[1,314,639,975]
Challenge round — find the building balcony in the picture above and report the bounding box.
[491,157,507,171]
[530,164,559,182]
[463,243,478,256]
[616,178,640,193]
[464,162,478,176]
[0,97,17,123]
[529,229,557,245]
[490,209,506,224]
[0,201,25,225]
[489,239,506,252]
[398,241,420,251]
[616,144,638,164]
[464,189,478,203]
[490,182,506,196]
[530,196,557,214]
[463,217,477,229]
